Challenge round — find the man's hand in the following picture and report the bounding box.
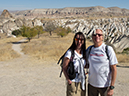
[107,89,114,96]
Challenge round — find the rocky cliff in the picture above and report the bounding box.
[0,7,129,52]
[0,9,13,19]
[11,6,129,19]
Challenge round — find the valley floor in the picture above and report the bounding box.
[0,39,128,96]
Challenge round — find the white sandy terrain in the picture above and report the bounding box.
[0,39,128,96]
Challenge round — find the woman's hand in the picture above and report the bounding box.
[67,79,72,85]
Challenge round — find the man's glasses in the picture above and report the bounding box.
[75,38,84,41]
[93,34,103,37]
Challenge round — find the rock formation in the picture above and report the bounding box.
[0,9,13,19]
[0,7,129,52]
[11,6,129,19]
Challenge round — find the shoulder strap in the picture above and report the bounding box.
[57,49,69,65]
[105,45,109,60]
[85,45,93,69]
[88,45,93,56]
[57,49,74,77]
[87,45,93,60]
[70,50,74,61]
[88,45,109,60]
[57,51,66,77]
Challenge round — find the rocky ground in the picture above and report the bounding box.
[0,39,129,96]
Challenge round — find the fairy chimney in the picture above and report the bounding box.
[0,9,13,19]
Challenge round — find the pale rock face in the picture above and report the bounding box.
[0,9,129,52]
[14,19,24,27]
[2,20,17,35]
[0,9,13,19]
[33,19,43,26]
[0,29,3,33]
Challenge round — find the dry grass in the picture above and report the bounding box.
[22,33,74,61]
[116,54,129,63]
[0,36,23,61]
[1,32,129,66]
[21,33,129,66]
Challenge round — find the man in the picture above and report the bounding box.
[86,28,118,96]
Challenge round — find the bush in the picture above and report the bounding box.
[55,27,71,37]
[12,29,21,36]
[44,21,56,36]
[122,48,129,54]
[21,26,37,42]
[12,25,44,42]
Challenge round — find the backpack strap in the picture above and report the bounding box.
[86,45,109,75]
[105,45,109,60]
[86,45,93,64]
[70,50,74,61]
[58,49,74,77]
[87,45,109,60]
[88,45,93,57]
[57,51,66,77]
[85,45,93,74]
[57,53,65,65]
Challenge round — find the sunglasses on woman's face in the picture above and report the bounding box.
[93,34,103,37]
[75,38,84,41]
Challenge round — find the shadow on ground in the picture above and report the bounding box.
[7,41,28,44]
[117,65,129,68]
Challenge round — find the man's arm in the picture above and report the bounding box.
[107,64,117,96]
[110,64,117,86]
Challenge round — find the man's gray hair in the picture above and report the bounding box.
[93,28,105,35]
[92,28,105,41]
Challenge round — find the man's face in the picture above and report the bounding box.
[92,29,103,45]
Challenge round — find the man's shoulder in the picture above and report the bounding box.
[87,45,94,50]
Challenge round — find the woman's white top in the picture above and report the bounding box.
[64,49,86,90]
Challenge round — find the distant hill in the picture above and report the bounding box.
[0,7,129,52]
[9,6,129,19]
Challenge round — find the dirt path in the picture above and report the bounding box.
[0,40,128,96]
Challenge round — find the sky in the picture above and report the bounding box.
[0,0,129,11]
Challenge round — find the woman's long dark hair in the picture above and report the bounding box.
[68,32,86,59]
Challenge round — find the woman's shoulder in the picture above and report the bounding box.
[66,49,72,53]
[65,49,72,57]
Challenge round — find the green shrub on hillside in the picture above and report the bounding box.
[44,21,56,36]
[55,27,71,37]
[12,25,44,41]
[122,48,129,54]
[12,29,21,36]
[21,26,37,42]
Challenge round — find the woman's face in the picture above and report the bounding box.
[75,34,84,49]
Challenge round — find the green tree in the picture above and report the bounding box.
[44,21,56,36]
[21,26,37,42]
[34,26,44,38]
[12,25,45,41]
[12,29,21,36]
[55,27,71,37]
[66,27,72,33]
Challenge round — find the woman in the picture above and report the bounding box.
[63,32,86,96]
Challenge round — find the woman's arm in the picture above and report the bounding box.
[63,57,72,84]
